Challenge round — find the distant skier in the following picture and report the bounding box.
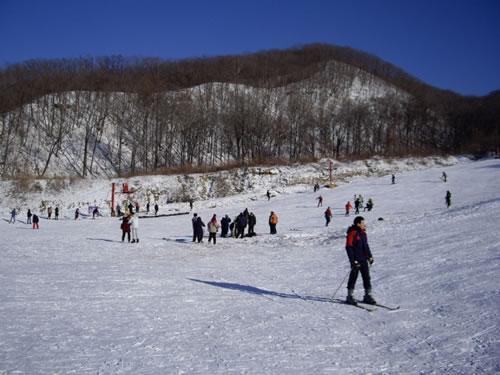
[146,202,150,215]
[317,195,323,207]
[391,174,396,184]
[345,216,375,305]
[207,214,220,244]
[121,215,131,242]
[220,214,231,238]
[324,207,333,226]
[135,202,140,214]
[192,213,198,242]
[47,206,52,220]
[445,190,452,208]
[55,206,59,220]
[9,208,16,224]
[92,207,99,219]
[442,171,447,182]
[130,212,139,243]
[27,209,32,224]
[354,197,361,214]
[364,198,374,212]
[116,204,122,217]
[154,203,159,216]
[32,213,39,229]
[266,190,271,201]
[74,208,80,220]
[189,199,194,211]
[345,201,353,216]
[269,211,278,234]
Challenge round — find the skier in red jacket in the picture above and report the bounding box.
[345,216,375,305]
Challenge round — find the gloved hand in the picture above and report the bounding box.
[368,257,374,265]
[351,261,360,269]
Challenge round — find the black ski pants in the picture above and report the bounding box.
[269,223,277,234]
[347,260,372,292]
[122,230,130,242]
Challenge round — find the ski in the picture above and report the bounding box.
[357,301,400,311]
[330,298,376,312]
[373,303,400,311]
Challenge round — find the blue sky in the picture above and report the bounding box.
[1,0,499,96]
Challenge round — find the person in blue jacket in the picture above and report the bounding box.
[345,216,375,305]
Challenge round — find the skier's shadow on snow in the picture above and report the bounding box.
[188,278,331,303]
[480,163,500,169]
[87,237,122,243]
[162,237,190,243]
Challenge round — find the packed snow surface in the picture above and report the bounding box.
[1,158,499,374]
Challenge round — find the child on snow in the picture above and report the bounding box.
[121,215,131,242]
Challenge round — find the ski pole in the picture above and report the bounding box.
[331,269,350,300]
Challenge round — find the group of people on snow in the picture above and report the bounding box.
[190,209,279,244]
[46,206,60,220]
[8,207,44,229]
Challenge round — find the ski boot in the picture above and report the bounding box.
[362,294,376,305]
[346,295,357,305]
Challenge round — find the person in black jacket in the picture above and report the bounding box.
[236,213,247,238]
[220,215,231,238]
[32,214,39,229]
[345,216,375,305]
[194,216,205,243]
[445,190,452,208]
[191,213,198,242]
[27,209,32,224]
[247,212,256,236]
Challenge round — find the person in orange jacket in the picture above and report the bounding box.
[269,211,278,234]
[345,201,353,216]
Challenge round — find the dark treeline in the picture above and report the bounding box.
[0,44,447,111]
[0,44,498,177]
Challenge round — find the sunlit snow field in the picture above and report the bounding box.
[1,158,499,374]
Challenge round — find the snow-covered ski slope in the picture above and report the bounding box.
[1,158,499,374]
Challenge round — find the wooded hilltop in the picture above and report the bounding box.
[0,44,498,178]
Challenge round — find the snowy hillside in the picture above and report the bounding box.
[0,156,457,218]
[1,158,499,374]
[1,59,408,179]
